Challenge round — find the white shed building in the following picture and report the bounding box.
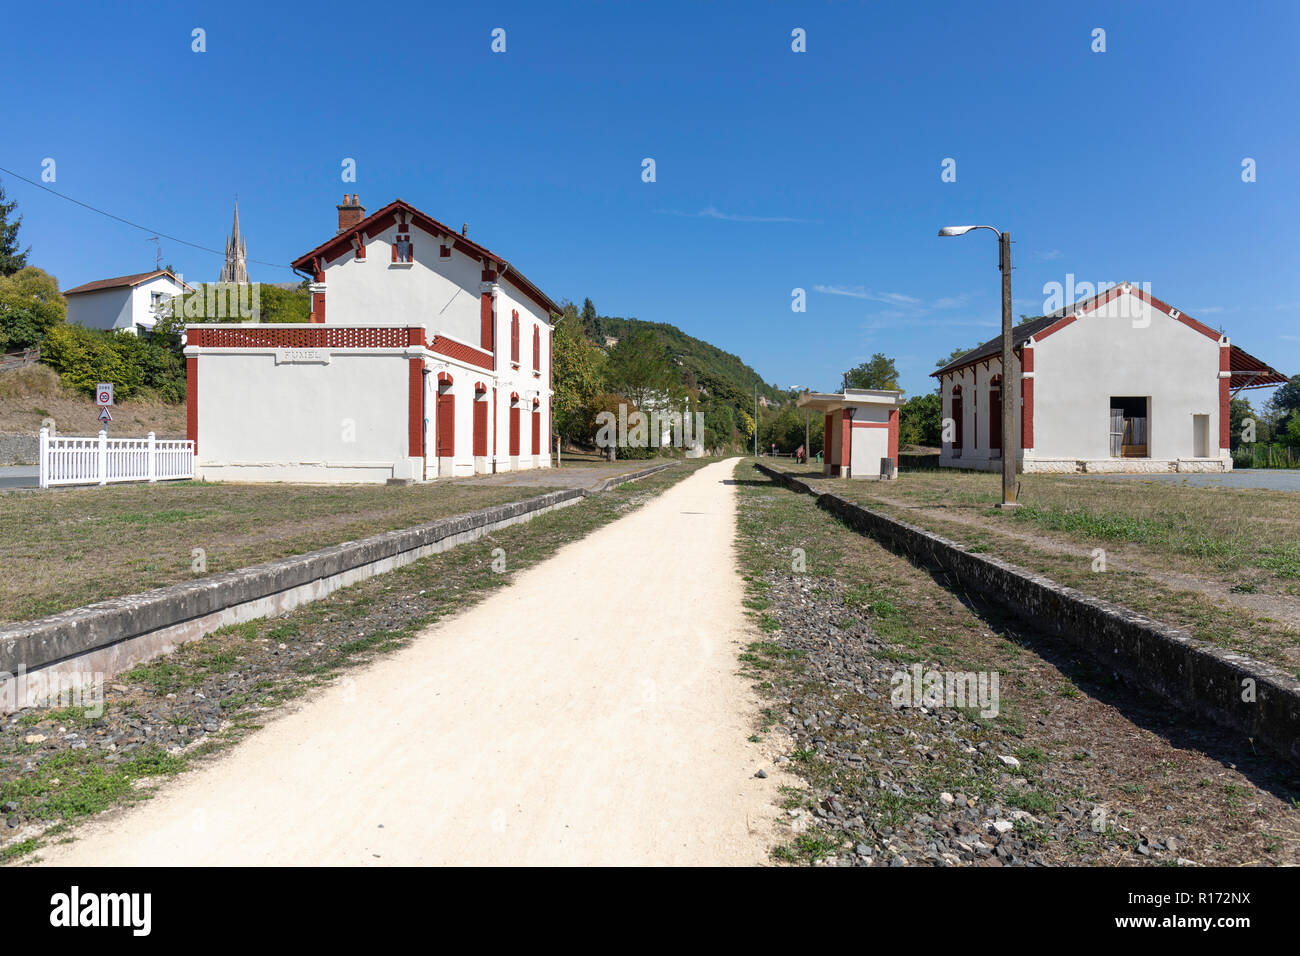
[797,388,903,479]
[63,270,191,335]
[184,196,558,483]
[932,284,1287,473]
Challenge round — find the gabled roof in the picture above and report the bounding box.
[290,198,560,317]
[932,283,1222,378]
[930,314,1059,378]
[62,270,191,297]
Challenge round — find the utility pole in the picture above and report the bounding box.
[998,230,1018,508]
[938,224,1020,508]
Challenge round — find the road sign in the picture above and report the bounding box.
[98,407,112,424]
[95,384,114,407]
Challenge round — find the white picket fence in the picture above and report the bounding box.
[38,428,195,488]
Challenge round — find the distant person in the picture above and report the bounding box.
[795,444,805,464]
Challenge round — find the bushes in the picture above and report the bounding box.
[40,323,184,402]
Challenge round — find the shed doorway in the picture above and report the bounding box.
[1109,396,1149,458]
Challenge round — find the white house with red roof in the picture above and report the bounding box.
[183,195,558,483]
[63,270,191,335]
[932,283,1288,473]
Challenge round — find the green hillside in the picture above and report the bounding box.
[597,315,783,408]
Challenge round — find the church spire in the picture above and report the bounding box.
[219,199,250,283]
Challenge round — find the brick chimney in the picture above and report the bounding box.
[337,194,365,233]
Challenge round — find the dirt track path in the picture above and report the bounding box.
[37,459,787,866]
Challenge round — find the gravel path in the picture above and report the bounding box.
[33,458,786,866]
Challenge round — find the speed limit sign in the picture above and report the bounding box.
[95,383,114,407]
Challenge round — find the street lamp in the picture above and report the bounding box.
[938,224,1019,508]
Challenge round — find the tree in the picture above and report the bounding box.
[552,307,607,442]
[1268,375,1300,418]
[1229,396,1255,450]
[605,328,681,411]
[844,353,901,392]
[580,297,601,340]
[0,267,65,352]
[899,392,942,447]
[934,345,977,373]
[0,180,30,277]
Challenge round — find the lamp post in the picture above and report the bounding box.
[754,385,759,457]
[938,225,1019,508]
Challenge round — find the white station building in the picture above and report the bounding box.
[932,284,1287,473]
[185,196,559,482]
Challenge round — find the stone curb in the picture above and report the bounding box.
[755,463,1300,766]
[584,461,674,494]
[0,463,674,705]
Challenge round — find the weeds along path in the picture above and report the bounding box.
[733,462,1299,867]
[34,458,787,866]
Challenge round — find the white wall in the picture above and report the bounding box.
[197,351,414,483]
[129,275,186,331]
[1034,292,1221,461]
[850,425,889,476]
[322,221,484,345]
[939,351,1022,467]
[66,288,130,331]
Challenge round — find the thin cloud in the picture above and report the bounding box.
[657,205,813,223]
[1034,249,1064,260]
[813,285,922,305]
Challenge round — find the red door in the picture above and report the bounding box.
[509,406,520,456]
[988,377,1002,451]
[951,388,963,454]
[531,409,541,455]
[437,389,455,457]
[473,397,487,457]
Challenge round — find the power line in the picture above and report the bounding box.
[0,165,295,271]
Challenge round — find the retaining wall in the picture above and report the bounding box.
[755,463,1300,766]
[0,462,673,710]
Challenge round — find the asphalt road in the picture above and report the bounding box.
[0,466,37,489]
[1084,468,1300,491]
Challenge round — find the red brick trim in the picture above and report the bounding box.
[1220,344,1231,450]
[1021,378,1035,451]
[840,409,852,472]
[187,326,413,349]
[1034,314,1076,342]
[888,408,899,463]
[431,335,493,370]
[1021,345,1035,450]
[408,360,424,458]
[186,356,198,453]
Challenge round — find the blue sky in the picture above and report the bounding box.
[2,0,1296,401]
